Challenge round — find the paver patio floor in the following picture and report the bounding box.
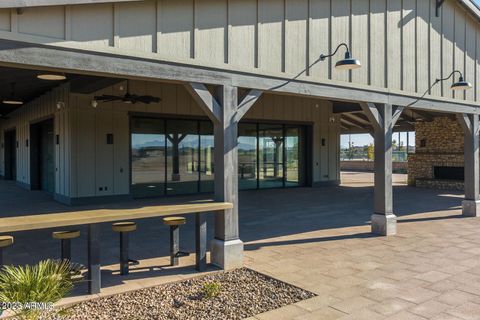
[246,173,480,319]
[2,172,480,319]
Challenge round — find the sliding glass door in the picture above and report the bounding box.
[132,117,307,197]
[238,124,258,190]
[131,118,166,197]
[166,120,199,195]
[259,124,284,189]
[239,122,306,190]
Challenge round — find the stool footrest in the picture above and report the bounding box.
[175,251,190,258]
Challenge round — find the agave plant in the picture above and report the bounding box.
[0,259,82,320]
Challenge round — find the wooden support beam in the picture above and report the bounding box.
[341,114,370,130]
[457,114,480,217]
[392,106,405,125]
[457,113,472,135]
[359,102,382,131]
[361,103,397,236]
[184,83,222,124]
[411,109,434,121]
[236,89,262,121]
[347,112,372,125]
[0,39,478,115]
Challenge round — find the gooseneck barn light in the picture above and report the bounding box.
[442,70,472,91]
[320,43,361,70]
[408,70,472,107]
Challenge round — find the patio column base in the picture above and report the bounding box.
[211,238,244,270]
[371,213,397,236]
[462,200,480,217]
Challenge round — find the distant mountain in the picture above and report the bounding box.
[132,139,255,151]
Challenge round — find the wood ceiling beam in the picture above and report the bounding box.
[342,114,371,130]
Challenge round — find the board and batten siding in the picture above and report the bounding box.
[0,84,72,197]
[0,0,479,102]
[66,81,340,199]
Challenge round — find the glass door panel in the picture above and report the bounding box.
[285,127,305,187]
[199,121,214,193]
[131,118,166,198]
[259,124,284,189]
[166,120,199,195]
[238,123,258,190]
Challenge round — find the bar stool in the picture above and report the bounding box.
[52,230,80,261]
[163,217,189,266]
[0,236,14,267]
[112,222,138,275]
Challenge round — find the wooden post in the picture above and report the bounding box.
[210,85,244,269]
[360,103,404,235]
[457,114,480,216]
[195,212,207,271]
[87,224,101,294]
[185,83,262,270]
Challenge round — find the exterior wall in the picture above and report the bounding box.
[0,84,72,197]
[65,80,340,202]
[0,0,478,102]
[408,117,466,190]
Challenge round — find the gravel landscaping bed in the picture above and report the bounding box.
[53,268,315,320]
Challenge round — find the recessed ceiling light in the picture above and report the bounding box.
[3,83,22,105]
[37,73,67,81]
[2,99,23,105]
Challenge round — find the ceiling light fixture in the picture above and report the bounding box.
[320,43,361,70]
[2,83,23,105]
[37,73,67,81]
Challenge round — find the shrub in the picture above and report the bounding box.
[0,259,82,320]
[202,282,221,299]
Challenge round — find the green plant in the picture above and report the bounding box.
[202,282,221,299]
[0,259,82,320]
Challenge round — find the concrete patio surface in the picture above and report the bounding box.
[1,172,480,319]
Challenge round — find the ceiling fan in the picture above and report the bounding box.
[94,81,161,105]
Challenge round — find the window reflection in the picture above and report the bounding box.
[166,120,199,195]
[200,121,214,192]
[259,124,284,189]
[131,119,166,198]
[238,124,258,190]
[131,117,306,198]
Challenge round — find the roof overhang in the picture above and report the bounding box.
[457,0,480,21]
[1,0,479,20]
[0,0,143,9]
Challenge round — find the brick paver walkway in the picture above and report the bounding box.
[2,172,480,319]
[246,173,480,319]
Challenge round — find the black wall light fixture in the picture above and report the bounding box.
[320,43,361,70]
[408,70,472,107]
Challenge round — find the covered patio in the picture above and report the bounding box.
[2,172,480,319]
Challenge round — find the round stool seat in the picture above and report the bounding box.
[0,236,14,248]
[52,230,80,240]
[163,217,186,226]
[112,222,137,233]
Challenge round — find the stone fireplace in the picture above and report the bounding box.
[408,117,465,190]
